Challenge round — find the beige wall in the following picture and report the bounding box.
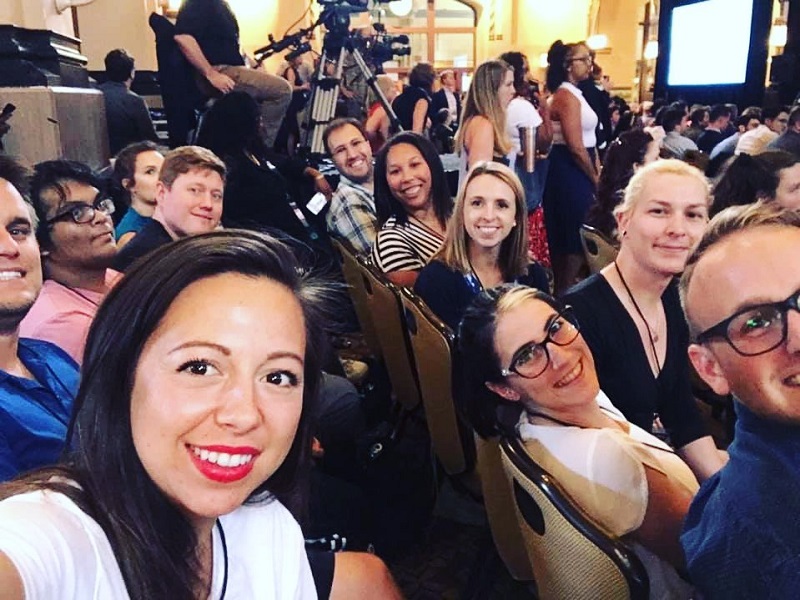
[1,0,643,91]
[76,0,313,73]
[78,0,160,71]
[0,0,75,36]
[472,0,593,83]
[594,0,643,95]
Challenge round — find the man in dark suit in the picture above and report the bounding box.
[429,69,461,133]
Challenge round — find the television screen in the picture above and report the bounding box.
[667,0,753,86]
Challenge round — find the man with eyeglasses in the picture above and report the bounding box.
[20,160,119,365]
[0,156,79,481]
[322,118,377,255]
[679,202,800,598]
[113,145,226,272]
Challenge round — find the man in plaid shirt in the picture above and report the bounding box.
[323,118,377,255]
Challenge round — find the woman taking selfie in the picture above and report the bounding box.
[371,132,453,287]
[564,159,727,483]
[458,285,697,598]
[414,161,548,331]
[0,231,397,598]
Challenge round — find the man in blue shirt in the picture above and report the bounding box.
[0,156,79,481]
[679,202,800,598]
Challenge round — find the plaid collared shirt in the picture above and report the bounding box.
[326,177,377,255]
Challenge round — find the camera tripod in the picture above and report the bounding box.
[301,35,402,156]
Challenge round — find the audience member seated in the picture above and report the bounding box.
[365,75,399,154]
[735,105,789,155]
[680,203,800,599]
[683,105,708,143]
[194,92,332,256]
[323,118,378,254]
[766,104,800,157]
[113,146,225,272]
[660,107,698,159]
[20,161,119,364]
[0,157,78,482]
[711,151,800,215]
[564,160,728,483]
[371,132,452,287]
[99,49,159,156]
[0,230,400,599]
[173,0,292,148]
[586,129,659,240]
[392,63,435,135]
[709,110,761,160]
[415,162,548,331]
[274,54,311,156]
[458,284,698,599]
[112,141,164,248]
[696,104,732,155]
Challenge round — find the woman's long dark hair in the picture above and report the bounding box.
[586,130,654,238]
[0,230,328,599]
[374,131,453,227]
[195,91,266,159]
[456,284,562,438]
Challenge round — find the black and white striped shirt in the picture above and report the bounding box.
[371,216,444,274]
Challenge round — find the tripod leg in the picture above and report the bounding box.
[348,47,403,134]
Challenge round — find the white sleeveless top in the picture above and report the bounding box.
[550,81,598,148]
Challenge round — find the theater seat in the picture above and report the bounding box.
[579,224,618,274]
[500,436,650,600]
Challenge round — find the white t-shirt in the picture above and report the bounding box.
[0,489,317,599]
[506,97,543,170]
[517,391,697,600]
[549,81,598,148]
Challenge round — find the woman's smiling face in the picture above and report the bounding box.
[129,272,306,531]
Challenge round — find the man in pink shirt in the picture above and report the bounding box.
[20,160,120,363]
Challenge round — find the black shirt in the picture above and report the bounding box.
[112,220,173,272]
[174,0,244,67]
[563,274,707,449]
[392,86,430,132]
[98,82,159,155]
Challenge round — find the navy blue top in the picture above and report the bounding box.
[414,259,550,331]
[0,338,79,481]
[682,402,800,599]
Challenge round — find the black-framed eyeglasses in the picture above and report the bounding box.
[501,308,581,379]
[695,289,800,356]
[46,197,115,226]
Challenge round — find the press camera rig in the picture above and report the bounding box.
[255,0,411,156]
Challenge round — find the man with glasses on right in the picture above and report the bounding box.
[679,202,800,598]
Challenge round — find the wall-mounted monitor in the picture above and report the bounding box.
[667,0,753,87]
[655,0,772,107]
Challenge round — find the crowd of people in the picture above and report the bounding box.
[1,0,800,595]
